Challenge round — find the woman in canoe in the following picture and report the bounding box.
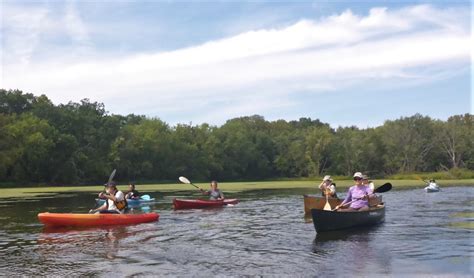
[318,175,337,198]
[90,182,128,214]
[334,172,373,212]
[201,180,224,200]
[125,183,140,200]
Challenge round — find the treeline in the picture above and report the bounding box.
[0,89,472,186]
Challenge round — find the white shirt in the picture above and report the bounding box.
[107,191,125,212]
[369,182,375,191]
[428,182,438,189]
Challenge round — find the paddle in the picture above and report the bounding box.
[332,183,392,211]
[323,189,332,211]
[179,176,205,191]
[90,169,117,213]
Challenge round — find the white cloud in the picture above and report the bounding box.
[1,4,471,124]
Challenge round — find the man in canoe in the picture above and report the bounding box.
[89,181,128,214]
[318,175,337,198]
[125,183,140,200]
[362,175,375,191]
[201,180,224,200]
[334,172,373,212]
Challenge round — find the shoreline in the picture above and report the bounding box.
[0,179,473,199]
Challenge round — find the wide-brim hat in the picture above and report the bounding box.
[322,175,332,181]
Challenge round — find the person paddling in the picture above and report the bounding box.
[201,180,224,200]
[318,175,337,198]
[125,183,140,200]
[334,172,373,212]
[362,175,375,191]
[90,181,127,214]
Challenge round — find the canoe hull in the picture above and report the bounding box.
[173,198,239,210]
[38,212,159,227]
[303,195,341,214]
[311,205,385,233]
[424,187,440,193]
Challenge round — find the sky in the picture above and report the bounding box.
[0,0,472,127]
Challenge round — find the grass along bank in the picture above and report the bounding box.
[0,179,473,199]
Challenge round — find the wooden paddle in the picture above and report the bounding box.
[179,176,205,191]
[323,189,332,211]
[332,183,392,211]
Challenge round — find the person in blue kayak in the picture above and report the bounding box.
[334,172,373,212]
[125,183,140,200]
[201,180,224,200]
[89,181,127,214]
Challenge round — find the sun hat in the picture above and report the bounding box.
[322,175,332,181]
[362,174,369,180]
[353,172,363,179]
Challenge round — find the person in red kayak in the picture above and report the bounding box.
[201,180,224,200]
[90,181,127,214]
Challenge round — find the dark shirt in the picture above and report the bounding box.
[127,189,140,199]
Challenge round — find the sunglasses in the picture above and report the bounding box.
[354,177,362,181]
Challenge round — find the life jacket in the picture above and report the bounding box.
[105,192,128,211]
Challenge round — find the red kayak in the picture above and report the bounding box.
[173,198,239,210]
[38,212,159,227]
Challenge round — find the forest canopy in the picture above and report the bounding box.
[0,89,472,186]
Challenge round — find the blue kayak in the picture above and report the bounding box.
[95,195,155,206]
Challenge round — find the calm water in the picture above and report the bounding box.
[0,186,472,276]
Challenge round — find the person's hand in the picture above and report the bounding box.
[89,209,95,214]
[334,205,340,210]
[99,192,106,199]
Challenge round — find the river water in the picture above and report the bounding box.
[0,186,472,276]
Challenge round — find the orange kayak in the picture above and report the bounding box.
[38,212,159,227]
[173,198,239,210]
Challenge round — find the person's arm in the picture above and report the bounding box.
[219,191,225,200]
[89,203,106,213]
[336,188,352,209]
[318,181,325,190]
[201,189,210,195]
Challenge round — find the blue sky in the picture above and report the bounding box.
[1,0,471,127]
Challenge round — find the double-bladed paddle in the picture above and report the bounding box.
[332,182,392,211]
[107,169,116,185]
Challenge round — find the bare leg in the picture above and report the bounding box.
[357,206,369,211]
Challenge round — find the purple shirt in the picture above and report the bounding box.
[342,185,373,209]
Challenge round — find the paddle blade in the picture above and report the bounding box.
[374,183,392,193]
[108,169,116,184]
[323,202,332,211]
[179,176,191,184]
[140,194,151,200]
